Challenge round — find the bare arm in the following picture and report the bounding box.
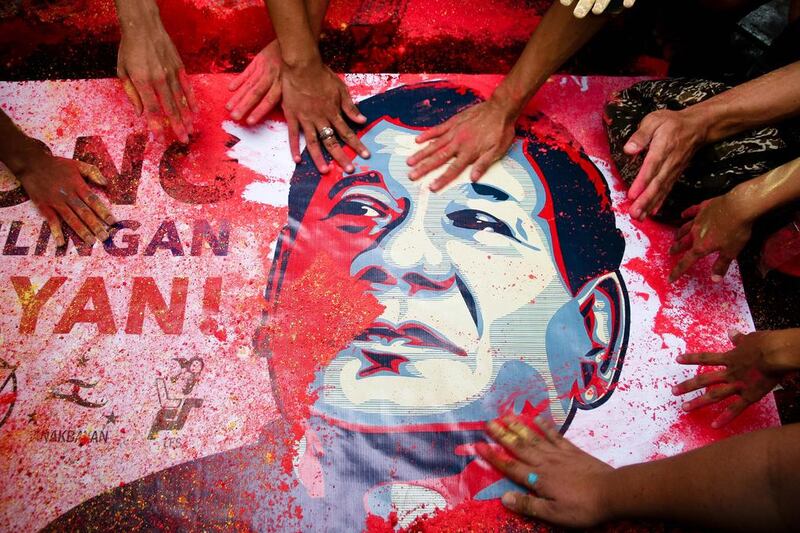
[408,1,608,190]
[608,424,800,529]
[478,413,800,531]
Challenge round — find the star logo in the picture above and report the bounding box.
[104,412,118,425]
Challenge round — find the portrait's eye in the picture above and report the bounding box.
[329,197,386,217]
[447,209,514,239]
[329,196,387,218]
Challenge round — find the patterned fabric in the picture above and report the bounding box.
[604,78,798,223]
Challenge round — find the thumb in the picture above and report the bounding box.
[624,119,657,155]
[710,253,733,283]
[728,328,745,345]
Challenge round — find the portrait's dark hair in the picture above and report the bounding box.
[281,81,625,296]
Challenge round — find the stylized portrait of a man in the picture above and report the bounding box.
[47,83,629,531]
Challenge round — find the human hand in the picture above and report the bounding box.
[475,414,614,528]
[406,98,516,192]
[226,40,283,126]
[672,330,793,428]
[280,60,369,173]
[623,109,709,220]
[117,21,197,144]
[560,0,636,18]
[668,192,753,283]
[12,145,116,246]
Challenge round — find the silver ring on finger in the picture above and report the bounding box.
[318,126,336,141]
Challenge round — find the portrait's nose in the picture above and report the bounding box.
[353,193,455,295]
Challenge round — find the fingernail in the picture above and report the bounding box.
[675,354,684,363]
[711,275,722,283]
[345,165,354,174]
[294,156,301,163]
[357,114,367,121]
[711,420,721,429]
[625,142,638,152]
[681,402,691,411]
[671,385,679,395]
[408,171,418,180]
[225,103,232,111]
[501,493,516,507]
[247,118,256,125]
[361,150,370,158]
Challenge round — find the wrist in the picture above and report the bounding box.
[722,184,764,225]
[116,0,164,38]
[281,47,323,71]
[489,84,529,123]
[762,329,800,374]
[2,136,50,176]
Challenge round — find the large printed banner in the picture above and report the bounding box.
[0,74,779,531]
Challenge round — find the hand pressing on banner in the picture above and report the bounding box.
[560,0,636,18]
[114,0,197,144]
[0,111,116,247]
[226,40,283,126]
[476,414,614,528]
[623,109,709,221]
[407,98,516,191]
[668,194,753,283]
[673,328,800,428]
[669,156,800,282]
[280,59,369,173]
[407,1,611,190]
[265,0,369,174]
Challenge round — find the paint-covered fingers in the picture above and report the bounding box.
[339,87,367,125]
[476,440,540,490]
[415,119,454,144]
[67,194,110,242]
[591,0,613,14]
[332,115,369,160]
[320,129,355,174]
[228,58,257,92]
[408,142,456,181]
[246,83,283,126]
[136,82,167,144]
[287,116,301,164]
[168,72,194,136]
[54,204,95,245]
[76,162,107,187]
[177,69,198,114]
[40,207,65,247]
[155,78,189,143]
[118,71,144,116]
[79,189,117,228]
[430,154,471,192]
[570,0,596,18]
[711,397,750,428]
[669,249,703,283]
[681,383,739,412]
[533,416,563,446]
[672,369,727,395]
[501,492,554,520]
[407,138,449,171]
[710,254,734,282]
[302,122,329,173]
[676,350,727,367]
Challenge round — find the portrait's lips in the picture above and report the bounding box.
[354,321,467,357]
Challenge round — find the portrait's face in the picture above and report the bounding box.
[277,119,617,430]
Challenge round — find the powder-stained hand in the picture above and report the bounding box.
[560,0,636,18]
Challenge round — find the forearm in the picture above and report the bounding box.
[265,0,321,67]
[114,0,164,37]
[492,1,607,117]
[687,61,800,144]
[305,0,330,38]
[0,110,46,175]
[728,157,800,221]
[607,424,800,530]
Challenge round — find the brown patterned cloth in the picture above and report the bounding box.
[604,78,799,224]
